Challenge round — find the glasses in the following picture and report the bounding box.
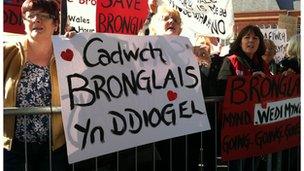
[24,13,55,21]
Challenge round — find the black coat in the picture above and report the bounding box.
[200,54,224,97]
[278,57,300,74]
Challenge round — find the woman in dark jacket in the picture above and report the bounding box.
[217,25,266,95]
[279,34,300,75]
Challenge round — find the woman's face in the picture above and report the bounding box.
[23,10,58,40]
[195,36,211,53]
[241,31,260,58]
[159,12,182,35]
[263,41,276,63]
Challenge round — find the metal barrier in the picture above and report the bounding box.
[4,96,300,171]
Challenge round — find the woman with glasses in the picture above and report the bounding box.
[4,0,75,170]
[148,5,182,36]
[148,6,215,171]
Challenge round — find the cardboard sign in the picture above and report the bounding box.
[96,0,148,34]
[165,0,235,40]
[53,33,210,163]
[4,0,25,34]
[278,14,298,39]
[261,28,287,63]
[221,75,300,161]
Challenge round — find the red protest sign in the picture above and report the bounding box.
[4,0,25,34]
[96,0,148,35]
[221,75,300,161]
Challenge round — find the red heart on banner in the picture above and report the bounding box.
[61,49,74,61]
[167,90,177,101]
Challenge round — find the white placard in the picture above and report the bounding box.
[261,28,287,63]
[254,97,300,125]
[165,0,235,40]
[67,0,96,32]
[53,33,210,163]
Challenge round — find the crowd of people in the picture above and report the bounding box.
[3,0,300,171]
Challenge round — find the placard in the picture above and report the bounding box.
[278,14,298,39]
[261,28,287,63]
[221,75,300,160]
[95,0,148,34]
[4,0,25,34]
[53,33,210,163]
[67,0,96,32]
[165,0,235,39]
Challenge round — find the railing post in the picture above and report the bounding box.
[116,151,120,171]
[251,157,255,171]
[199,132,204,171]
[135,147,138,171]
[185,135,188,171]
[170,139,172,171]
[288,149,291,170]
[267,154,272,171]
[153,143,156,171]
[214,101,218,171]
[48,114,53,171]
[24,116,28,171]
[95,157,98,171]
[277,152,282,171]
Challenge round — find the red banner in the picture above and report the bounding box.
[4,0,25,34]
[221,75,300,160]
[96,0,148,34]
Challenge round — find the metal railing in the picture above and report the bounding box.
[4,96,300,171]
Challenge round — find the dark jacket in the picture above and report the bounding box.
[217,52,264,96]
[200,54,224,97]
[278,57,300,74]
[263,60,278,76]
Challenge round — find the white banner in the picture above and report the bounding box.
[254,97,300,125]
[165,0,235,40]
[67,0,96,32]
[261,28,287,63]
[53,33,210,163]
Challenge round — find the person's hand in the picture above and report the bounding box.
[282,68,296,76]
[252,71,266,77]
[148,0,158,13]
[64,31,77,38]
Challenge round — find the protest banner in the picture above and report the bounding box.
[67,0,148,34]
[96,0,148,34]
[4,0,24,34]
[53,33,210,163]
[261,28,287,63]
[67,0,97,32]
[221,75,300,161]
[164,0,234,40]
